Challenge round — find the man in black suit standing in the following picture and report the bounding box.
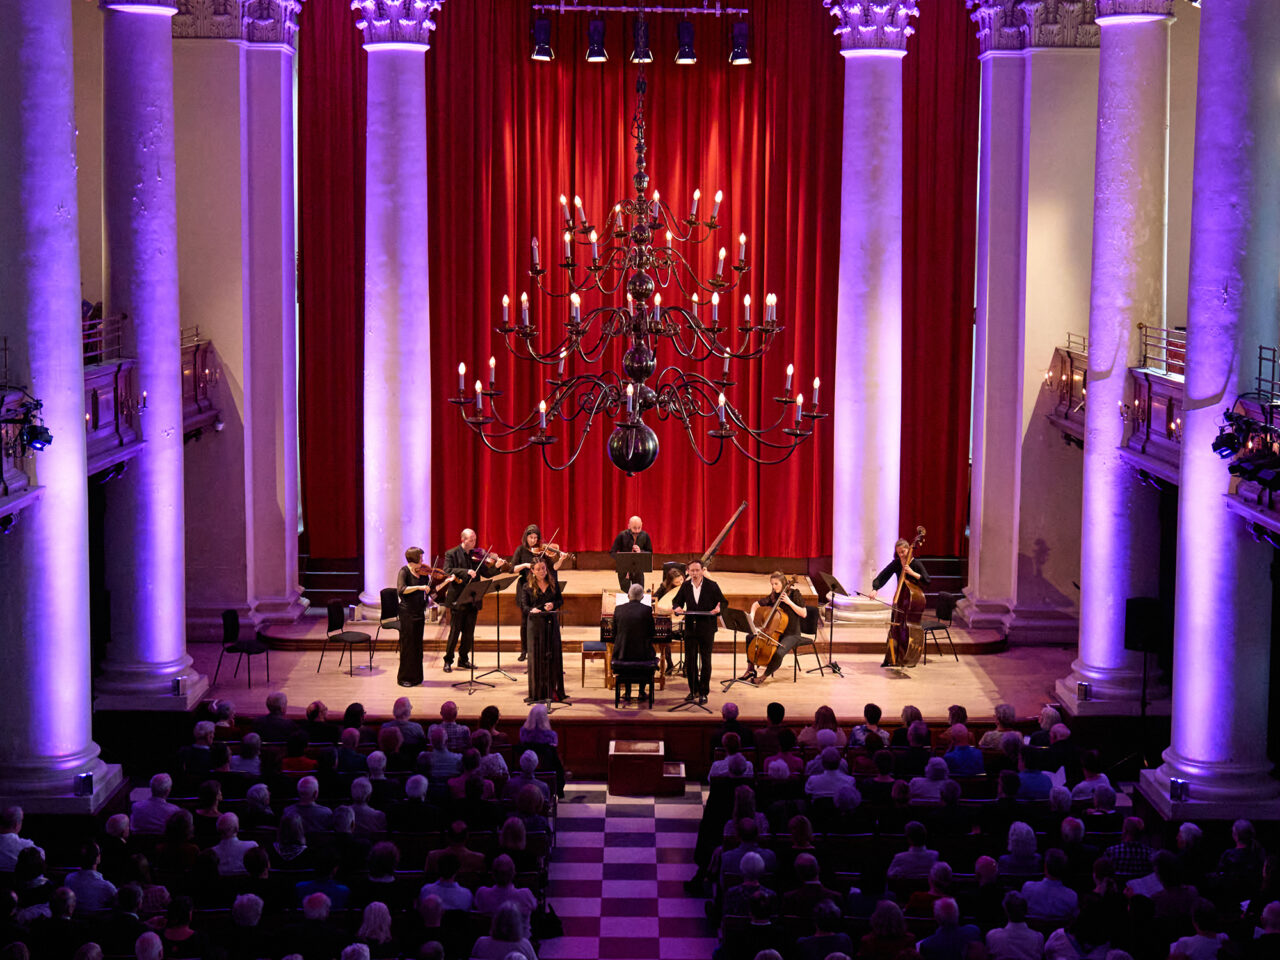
[672,559,725,705]
[610,515,653,591]
[443,528,496,673]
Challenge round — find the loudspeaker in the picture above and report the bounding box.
[1124,597,1166,652]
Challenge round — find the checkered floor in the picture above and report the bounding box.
[541,783,718,960]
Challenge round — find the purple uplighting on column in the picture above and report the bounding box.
[1143,0,1280,809]
[0,0,120,806]
[1072,2,1172,702]
[98,1,199,700]
[356,3,442,604]
[825,1,917,598]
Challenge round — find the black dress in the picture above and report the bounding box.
[518,579,565,701]
[512,540,558,658]
[756,587,806,675]
[397,565,429,685]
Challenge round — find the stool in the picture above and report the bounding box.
[612,661,657,708]
[582,640,608,687]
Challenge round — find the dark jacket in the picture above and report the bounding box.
[613,600,656,662]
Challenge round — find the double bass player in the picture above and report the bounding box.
[872,537,930,667]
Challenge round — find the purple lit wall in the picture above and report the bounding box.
[0,0,118,805]
[1073,7,1169,701]
[1150,0,1280,806]
[360,35,433,604]
[98,2,197,700]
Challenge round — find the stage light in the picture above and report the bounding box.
[630,17,652,63]
[530,16,554,61]
[20,423,52,451]
[586,19,607,62]
[1212,426,1242,459]
[729,21,751,65]
[675,20,696,64]
[1228,452,1280,481]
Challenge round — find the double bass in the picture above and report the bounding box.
[746,574,798,667]
[884,526,926,667]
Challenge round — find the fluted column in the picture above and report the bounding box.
[824,0,917,606]
[0,0,123,810]
[958,1,1027,633]
[98,0,207,708]
[355,1,440,606]
[1139,0,1280,818]
[1067,0,1172,705]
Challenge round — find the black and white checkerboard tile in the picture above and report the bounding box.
[541,783,718,960]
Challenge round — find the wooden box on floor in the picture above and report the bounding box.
[607,739,685,797]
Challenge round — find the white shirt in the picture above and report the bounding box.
[213,837,259,876]
[692,581,703,604]
[1169,933,1226,960]
[0,833,41,872]
[1070,774,1111,802]
[130,796,182,835]
[986,922,1045,960]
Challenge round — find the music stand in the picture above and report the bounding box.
[476,576,520,683]
[816,572,849,678]
[614,551,653,591]
[452,578,496,694]
[720,607,757,693]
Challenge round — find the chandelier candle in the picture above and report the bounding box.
[502,294,510,326]
[539,400,547,430]
[560,194,570,225]
[711,188,723,221]
[691,293,699,319]
[691,188,701,219]
[574,195,587,228]
[812,377,821,407]
[716,246,726,278]
[457,362,466,395]
[743,294,751,326]
[563,231,572,262]
[711,292,720,324]
[626,383,634,413]
[653,293,662,325]
[570,292,581,322]
[474,381,482,413]
[718,393,726,422]
[488,356,495,387]
[531,238,540,271]
[589,230,599,261]
[785,363,794,392]
[795,393,804,423]
[738,233,747,263]
[520,292,529,325]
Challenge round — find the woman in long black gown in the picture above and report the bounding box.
[518,559,565,702]
[511,524,565,662]
[397,547,447,686]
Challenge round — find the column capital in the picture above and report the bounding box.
[1096,0,1174,20]
[1019,0,1100,48]
[968,1,1027,55]
[352,0,445,49]
[170,2,303,45]
[822,1,920,53]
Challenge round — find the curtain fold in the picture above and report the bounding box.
[297,0,976,563]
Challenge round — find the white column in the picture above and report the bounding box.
[0,0,123,811]
[242,7,306,624]
[958,1,1027,633]
[1139,0,1280,818]
[354,1,440,605]
[825,1,917,608]
[98,0,207,708]
[1068,0,1172,706]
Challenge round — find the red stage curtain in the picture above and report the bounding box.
[297,0,976,562]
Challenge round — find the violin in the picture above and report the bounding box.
[532,541,574,563]
[468,546,511,572]
[747,575,797,667]
[885,526,926,667]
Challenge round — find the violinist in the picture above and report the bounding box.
[872,539,930,667]
[442,528,499,673]
[740,571,806,685]
[397,547,452,687]
[512,524,565,663]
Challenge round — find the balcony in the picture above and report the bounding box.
[1044,332,1088,445]
[83,312,142,476]
[1224,346,1280,543]
[1119,324,1185,486]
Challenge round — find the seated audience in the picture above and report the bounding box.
[1105,818,1155,878]
[252,691,299,741]
[229,732,262,776]
[269,814,314,871]
[503,750,551,804]
[240,782,275,829]
[350,778,388,834]
[888,822,939,879]
[853,702,891,749]
[217,892,267,960]
[721,818,777,884]
[803,729,848,775]
[905,861,953,918]
[354,901,399,959]
[805,747,855,799]
[28,887,86,959]
[130,775,181,836]
[860,900,915,960]
[754,702,796,757]
[158,896,204,959]
[714,702,755,749]
[302,700,341,743]
[64,842,115,918]
[280,732,317,773]
[985,891,1045,960]
[891,705,925,746]
[421,726,462,782]
[1017,749,1054,800]
[295,851,350,909]
[980,703,1019,749]
[1071,749,1111,802]
[420,853,473,911]
[428,821,486,875]
[1169,900,1226,960]
[279,892,346,960]
[710,733,753,778]
[1029,706,1061,747]
[1000,822,1043,878]
[798,705,847,748]
[943,724,985,777]
[723,851,776,919]
[918,896,981,960]
[382,696,427,748]
[191,779,223,845]
[896,721,933,777]
[447,748,495,800]
[211,813,257,877]
[177,720,215,778]
[336,727,369,774]
[428,700,471,753]
[794,899,854,960]
[1021,848,1078,921]
[909,757,951,804]
[473,729,508,785]
[475,854,537,920]
[283,776,334,834]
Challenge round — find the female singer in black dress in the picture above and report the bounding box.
[518,559,565,702]
[397,547,449,686]
[511,524,564,662]
[739,571,807,684]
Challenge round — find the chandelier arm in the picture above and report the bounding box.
[728,430,810,465]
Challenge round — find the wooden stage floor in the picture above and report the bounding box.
[190,635,1074,727]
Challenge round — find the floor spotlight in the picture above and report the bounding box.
[531,16,554,61]
[586,18,608,62]
[675,20,696,64]
[729,21,751,65]
[630,16,653,63]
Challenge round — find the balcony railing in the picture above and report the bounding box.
[83,312,126,367]
[1138,323,1186,377]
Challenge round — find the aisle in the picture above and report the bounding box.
[541,783,717,960]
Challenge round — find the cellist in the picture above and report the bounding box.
[872,539,931,667]
[739,571,806,685]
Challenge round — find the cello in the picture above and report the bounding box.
[884,526,927,667]
[746,574,798,668]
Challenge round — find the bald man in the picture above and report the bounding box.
[443,528,496,672]
[610,516,653,591]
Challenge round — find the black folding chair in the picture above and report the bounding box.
[212,610,270,688]
[318,600,374,676]
[792,605,826,680]
[921,592,960,662]
[373,586,400,653]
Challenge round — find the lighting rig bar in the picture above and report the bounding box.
[531,2,749,15]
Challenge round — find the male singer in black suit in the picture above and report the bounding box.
[443,528,496,673]
[672,559,725,705]
[610,516,653,591]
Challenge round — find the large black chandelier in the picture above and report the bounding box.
[450,69,822,475]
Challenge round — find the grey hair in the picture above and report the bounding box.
[406,775,429,800]
[302,892,331,920]
[247,783,271,810]
[628,583,645,601]
[231,893,264,928]
[740,851,766,880]
[150,773,173,798]
[332,805,355,832]
[727,753,748,777]
[216,812,239,838]
[393,696,412,719]
[994,703,1016,726]
[296,776,319,800]
[367,751,387,776]
[1039,705,1061,730]
[933,896,960,926]
[1049,786,1072,813]
[1061,817,1085,844]
[266,691,288,714]
[351,777,373,802]
[135,932,164,960]
[925,757,949,781]
[1178,822,1203,846]
[491,901,525,942]
[194,720,215,741]
[241,732,262,758]
[1007,821,1037,857]
[341,946,371,960]
[520,750,539,773]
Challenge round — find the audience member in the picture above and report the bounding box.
[723,851,776,919]
[252,691,299,741]
[473,729,508,784]
[1169,900,1226,960]
[130,775,181,836]
[475,854,537,921]
[428,821,486,875]
[1029,706,1061,747]
[905,861,953,918]
[229,732,262,776]
[283,776,334,834]
[478,705,509,746]
[302,700,341,743]
[714,702,755,749]
[1105,818,1154,878]
[64,842,116,918]
[280,732,317,773]
[859,900,915,960]
[177,721,216,777]
[471,901,537,960]
[0,808,42,873]
[798,705,847,747]
[419,853,473,911]
[891,705,924,746]
[428,700,471,753]
[354,901,399,959]
[805,747,855,799]
[889,822,939,879]
[294,851,350,909]
[754,702,796,757]
[794,899,854,960]
[211,813,258,877]
[1071,750,1111,802]
[980,704,1019,749]
[269,814,314,871]
[918,897,981,960]
[942,725,984,777]
[909,757,951,804]
[350,778,389,834]
[985,891,1044,960]
[1021,848,1078,921]
[1000,822,1043,878]
[710,733,753,778]
[853,703,890,749]
[422,726,462,782]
